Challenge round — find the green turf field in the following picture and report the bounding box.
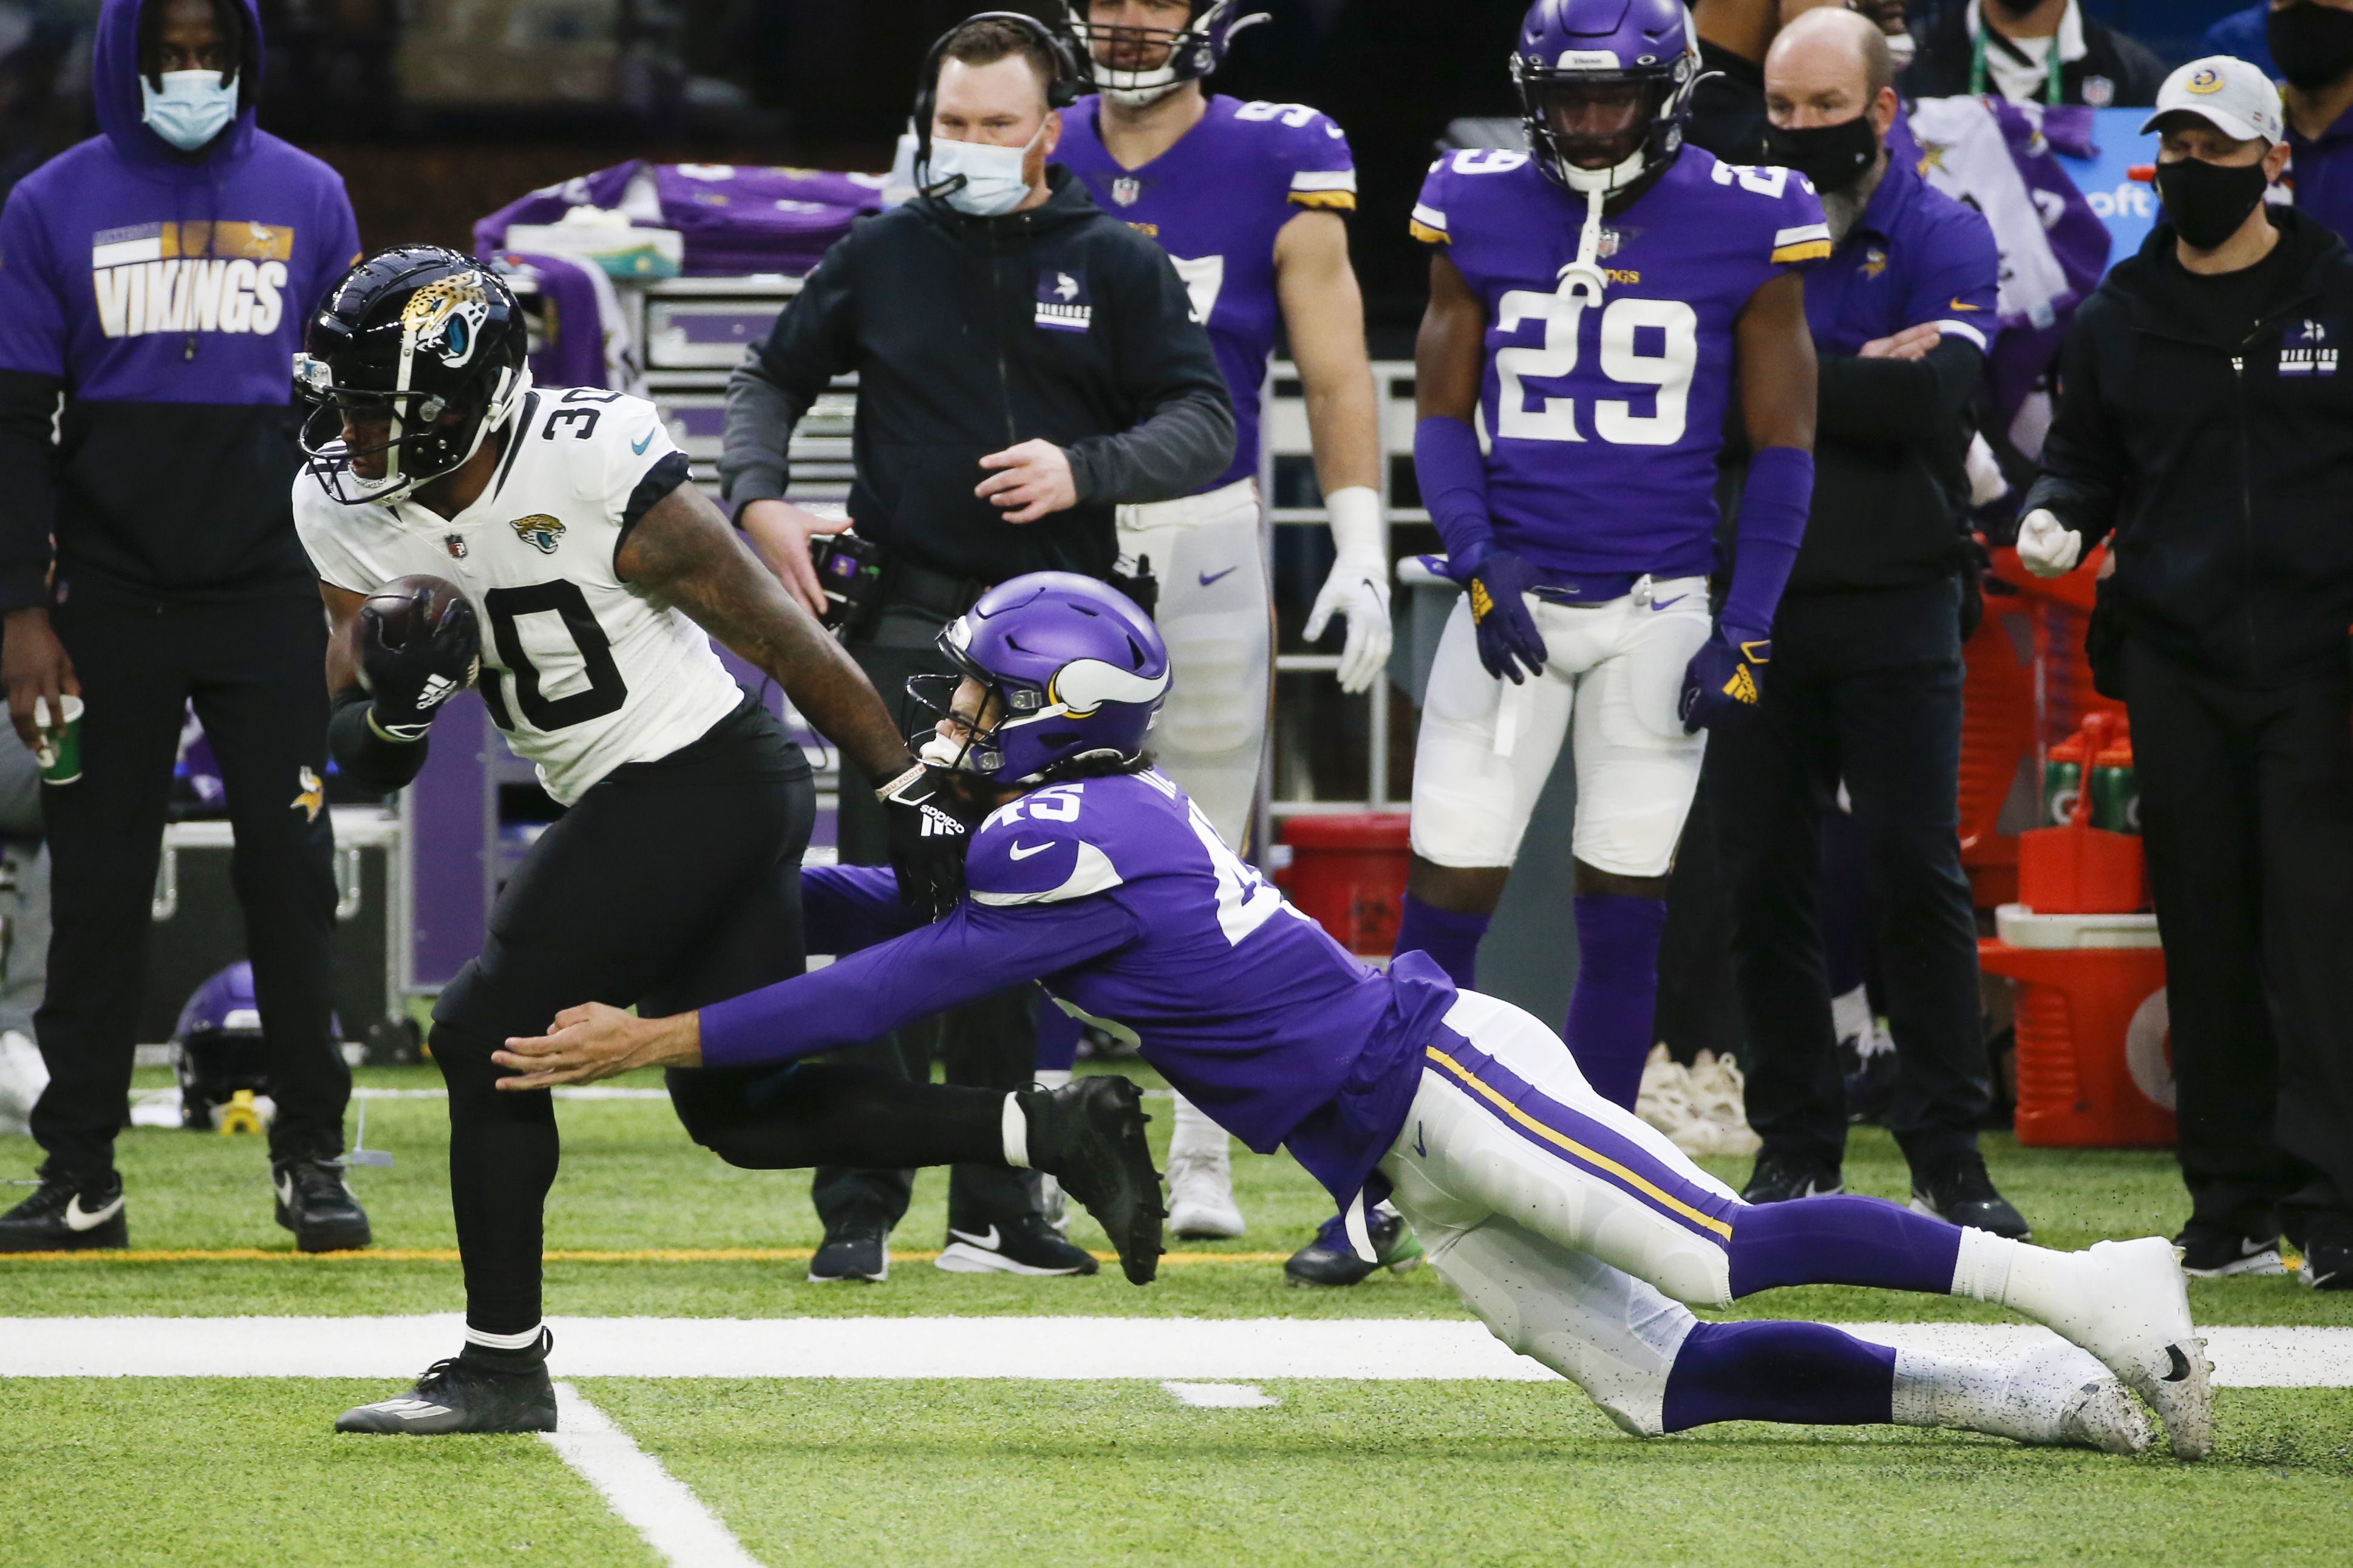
[4,1061,2351,1566]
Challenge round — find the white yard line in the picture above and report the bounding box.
[1164,1381,1281,1407]
[2,1317,2349,1387]
[543,1383,763,1568]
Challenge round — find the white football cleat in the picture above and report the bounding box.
[2000,1343,2154,1455]
[2038,1237,2213,1460]
[1165,1147,1245,1240]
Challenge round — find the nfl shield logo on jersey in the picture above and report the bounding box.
[1111,176,1142,208]
[444,533,468,559]
[510,514,566,554]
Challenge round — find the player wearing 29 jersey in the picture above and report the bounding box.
[295,249,1158,1435]
[1051,0,1392,1249]
[499,572,2216,1463]
[1398,0,1823,1115]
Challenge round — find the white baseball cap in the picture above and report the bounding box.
[2140,55,2284,145]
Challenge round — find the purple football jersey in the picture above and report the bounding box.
[1055,95,1357,492]
[1411,147,1829,579]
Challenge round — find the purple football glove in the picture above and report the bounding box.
[1680,624,1771,733]
[1454,546,1548,684]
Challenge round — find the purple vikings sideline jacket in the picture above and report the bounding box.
[0,0,359,611]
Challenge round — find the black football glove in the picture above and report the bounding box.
[360,588,480,741]
[1678,624,1770,733]
[879,762,973,918]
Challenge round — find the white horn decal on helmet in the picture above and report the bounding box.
[1046,657,1170,716]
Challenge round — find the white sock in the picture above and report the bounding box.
[1033,1068,1072,1091]
[465,1322,543,1352]
[1890,1348,2008,1431]
[1169,1092,1227,1163]
[1950,1228,2080,1325]
[1003,1093,1030,1169]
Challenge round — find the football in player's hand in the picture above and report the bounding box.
[358,574,469,653]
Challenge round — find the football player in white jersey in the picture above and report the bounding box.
[292,249,1163,1434]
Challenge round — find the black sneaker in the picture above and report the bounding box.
[273,1155,372,1253]
[809,1221,890,1283]
[2300,1237,2352,1292]
[1909,1150,2032,1240]
[1018,1074,1163,1285]
[935,1213,1100,1276]
[2176,1224,2284,1278]
[336,1334,558,1434]
[1284,1203,1423,1288]
[0,1166,126,1252]
[1740,1149,1844,1205]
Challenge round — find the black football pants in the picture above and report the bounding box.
[29,597,346,1177]
[2124,637,2353,1248]
[1710,583,1990,1175]
[810,608,1043,1235]
[427,697,1006,1336]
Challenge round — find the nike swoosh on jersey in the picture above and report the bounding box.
[64,1193,124,1230]
[947,1225,1001,1249]
[1949,297,1982,311]
[1008,841,1055,860]
[631,430,655,454]
[1198,565,1238,586]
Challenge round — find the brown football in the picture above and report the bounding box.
[357,573,469,653]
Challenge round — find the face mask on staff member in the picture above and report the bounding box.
[2140,58,2291,259]
[922,52,1063,217]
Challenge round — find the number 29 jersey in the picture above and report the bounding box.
[1411,147,1829,580]
[293,385,744,805]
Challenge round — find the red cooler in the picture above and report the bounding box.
[1276,813,1412,959]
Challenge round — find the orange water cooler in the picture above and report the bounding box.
[1274,813,1412,959]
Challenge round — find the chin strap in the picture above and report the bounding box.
[1558,183,1610,308]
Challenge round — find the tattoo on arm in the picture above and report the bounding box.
[616,481,913,784]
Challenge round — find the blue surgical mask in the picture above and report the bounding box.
[922,123,1044,217]
[141,69,238,152]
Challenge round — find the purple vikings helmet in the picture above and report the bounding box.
[916,572,1171,783]
[1060,1,1268,107]
[1513,0,1700,195]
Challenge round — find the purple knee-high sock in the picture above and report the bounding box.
[1565,894,1668,1110]
[1726,1195,1964,1297]
[1035,1003,1083,1074]
[1393,892,1490,989]
[1660,1320,1896,1431]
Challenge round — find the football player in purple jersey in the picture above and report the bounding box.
[1050,0,1392,1249]
[1397,0,1825,1119]
[496,573,2213,1461]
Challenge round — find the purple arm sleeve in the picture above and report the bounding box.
[1720,444,1813,637]
[699,895,1142,1070]
[802,865,927,955]
[1413,415,1494,568]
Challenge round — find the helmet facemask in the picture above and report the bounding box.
[1513,48,1695,196]
[1061,0,1264,107]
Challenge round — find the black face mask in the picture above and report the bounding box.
[2154,155,2272,249]
[1987,0,2046,16]
[1764,114,1879,197]
[2269,1,2353,90]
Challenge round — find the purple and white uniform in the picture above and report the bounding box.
[681,767,2154,1442]
[1405,148,1827,878]
[1048,96,1355,845]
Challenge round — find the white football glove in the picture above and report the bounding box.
[1303,486,1393,694]
[2015,507,2083,579]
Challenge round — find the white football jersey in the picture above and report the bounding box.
[294,385,743,805]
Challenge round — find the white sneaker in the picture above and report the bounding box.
[1165,1147,1245,1240]
[1995,1344,2153,1455]
[2040,1237,2213,1461]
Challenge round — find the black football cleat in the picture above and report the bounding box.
[336,1337,557,1434]
[1018,1074,1163,1285]
[1740,1149,1844,1206]
[2176,1223,2284,1278]
[2300,1237,2352,1292]
[274,1155,372,1253]
[809,1220,890,1283]
[1284,1203,1423,1288]
[934,1213,1100,1276]
[0,1166,126,1252]
[1909,1150,2031,1240]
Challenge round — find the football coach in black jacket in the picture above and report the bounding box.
[2020,57,2353,1292]
[721,11,1231,1283]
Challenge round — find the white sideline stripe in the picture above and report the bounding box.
[2,1318,2349,1387]
[543,1383,763,1568]
[1165,1381,1279,1408]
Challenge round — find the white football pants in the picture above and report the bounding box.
[1380,986,1745,1436]
[1409,575,1711,876]
[1117,478,1270,851]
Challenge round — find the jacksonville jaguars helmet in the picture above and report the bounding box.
[1059,1,1268,108]
[295,245,531,505]
[913,572,1171,784]
[1513,0,1699,195]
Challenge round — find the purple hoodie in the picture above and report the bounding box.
[0,0,359,608]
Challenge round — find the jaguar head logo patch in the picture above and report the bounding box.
[510,514,564,554]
